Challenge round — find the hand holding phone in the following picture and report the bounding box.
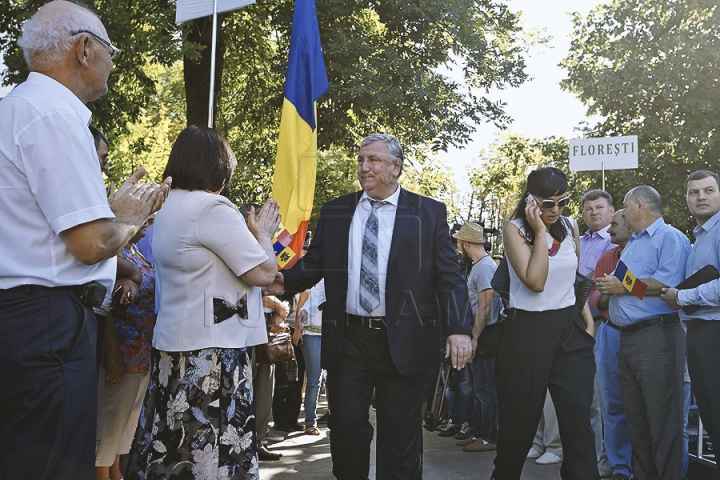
[111,285,124,308]
[526,194,538,206]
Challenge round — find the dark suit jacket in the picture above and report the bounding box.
[283,189,472,375]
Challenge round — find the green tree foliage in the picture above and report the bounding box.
[0,0,181,138]
[1,0,532,228]
[560,0,720,234]
[469,134,595,250]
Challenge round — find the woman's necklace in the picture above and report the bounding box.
[548,237,561,257]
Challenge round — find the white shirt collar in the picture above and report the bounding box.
[359,185,401,207]
[27,72,93,126]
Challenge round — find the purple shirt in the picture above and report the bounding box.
[579,224,613,276]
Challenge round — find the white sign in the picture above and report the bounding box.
[569,135,638,171]
[176,0,255,24]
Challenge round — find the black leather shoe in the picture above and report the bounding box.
[258,445,282,461]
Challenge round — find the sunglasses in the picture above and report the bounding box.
[70,29,120,61]
[532,195,570,210]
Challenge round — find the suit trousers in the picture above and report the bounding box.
[618,321,684,480]
[253,360,275,440]
[492,306,598,480]
[686,320,720,480]
[0,287,98,480]
[327,323,429,480]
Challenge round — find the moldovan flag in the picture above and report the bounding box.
[272,223,297,269]
[271,0,329,270]
[613,260,648,299]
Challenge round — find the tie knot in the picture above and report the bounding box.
[369,199,386,211]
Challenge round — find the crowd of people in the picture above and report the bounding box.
[2,2,720,480]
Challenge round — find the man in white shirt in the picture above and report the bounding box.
[267,133,472,479]
[0,2,169,479]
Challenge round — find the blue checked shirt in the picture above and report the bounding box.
[678,210,720,321]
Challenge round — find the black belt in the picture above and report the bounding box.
[602,318,621,331]
[620,313,680,335]
[0,284,90,306]
[347,314,386,330]
[685,318,714,331]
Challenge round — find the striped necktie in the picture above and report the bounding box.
[359,200,386,314]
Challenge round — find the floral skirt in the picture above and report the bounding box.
[125,347,258,480]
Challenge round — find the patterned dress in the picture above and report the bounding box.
[125,347,258,480]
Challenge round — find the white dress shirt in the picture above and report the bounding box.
[346,186,401,316]
[0,72,116,292]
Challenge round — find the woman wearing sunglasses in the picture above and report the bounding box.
[491,167,598,480]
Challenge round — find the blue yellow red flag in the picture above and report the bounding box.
[613,260,648,299]
[272,223,297,268]
[271,0,328,269]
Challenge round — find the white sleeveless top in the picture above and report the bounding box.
[507,218,577,311]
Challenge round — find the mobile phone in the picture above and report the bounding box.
[80,281,107,308]
[526,194,538,205]
[111,285,124,307]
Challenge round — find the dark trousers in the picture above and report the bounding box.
[492,306,598,480]
[327,324,429,480]
[469,354,499,443]
[618,321,684,480]
[272,336,305,429]
[0,287,98,480]
[686,321,720,480]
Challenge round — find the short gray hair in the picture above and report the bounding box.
[18,1,100,69]
[626,185,662,214]
[360,133,404,176]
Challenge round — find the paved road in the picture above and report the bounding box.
[260,404,561,480]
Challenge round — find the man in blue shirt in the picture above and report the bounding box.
[596,185,691,480]
[661,170,720,480]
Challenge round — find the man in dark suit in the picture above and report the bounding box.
[267,133,472,479]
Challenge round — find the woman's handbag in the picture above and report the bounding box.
[490,255,510,302]
[574,273,595,311]
[256,331,295,365]
[476,321,504,358]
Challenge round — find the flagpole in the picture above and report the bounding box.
[207,0,219,128]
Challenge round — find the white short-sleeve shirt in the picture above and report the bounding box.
[0,72,116,291]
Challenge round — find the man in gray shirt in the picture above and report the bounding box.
[453,222,503,452]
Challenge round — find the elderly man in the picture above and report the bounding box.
[661,170,720,480]
[0,2,168,479]
[267,133,472,479]
[596,186,690,480]
[590,210,633,480]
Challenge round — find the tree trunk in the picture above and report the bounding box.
[184,14,227,128]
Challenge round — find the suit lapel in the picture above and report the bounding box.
[388,189,418,268]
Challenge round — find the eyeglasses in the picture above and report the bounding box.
[534,195,570,210]
[70,29,120,61]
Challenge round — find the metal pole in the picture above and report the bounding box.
[602,161,605,191]
[207,0,219,128]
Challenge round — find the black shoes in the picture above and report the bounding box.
[258,444,282,461]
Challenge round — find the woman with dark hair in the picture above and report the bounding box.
[125,126,280,480]
[491,167,598,480]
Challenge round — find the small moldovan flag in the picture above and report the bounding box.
[272,223,297,269]
[613,260,648,299]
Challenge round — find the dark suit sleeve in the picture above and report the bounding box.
[282,205,326,294]
[432,203,473,338]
